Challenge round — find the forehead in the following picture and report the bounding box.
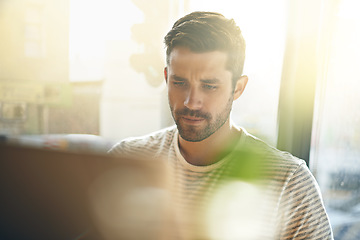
[168,47,229,73]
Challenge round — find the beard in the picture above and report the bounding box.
[170,95,234,142]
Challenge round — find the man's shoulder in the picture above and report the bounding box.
[241,130,333,240]
[108,125,177,156]
[240,128,305,169]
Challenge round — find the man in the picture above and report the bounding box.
[110,11,333,239]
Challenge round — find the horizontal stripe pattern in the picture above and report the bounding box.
[109,125,333,239]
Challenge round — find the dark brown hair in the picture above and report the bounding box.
[164,11,246,83]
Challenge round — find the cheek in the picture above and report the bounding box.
[167,89,180,108]
[168,87,184,102]
[210,93,233,110]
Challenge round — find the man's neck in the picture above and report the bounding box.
[178,120,239,166]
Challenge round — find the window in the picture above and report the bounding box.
[310,0,360,238]
[24,5,45,58]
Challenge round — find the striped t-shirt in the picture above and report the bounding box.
[109,125,333,239]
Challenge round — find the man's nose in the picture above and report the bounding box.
[184,88,203,110]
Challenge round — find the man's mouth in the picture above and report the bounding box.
[181,116,205,124]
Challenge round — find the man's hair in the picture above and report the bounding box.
[164,11,246,84]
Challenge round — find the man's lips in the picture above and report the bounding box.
[181,116,205,124]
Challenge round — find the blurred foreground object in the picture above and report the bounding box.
[1,134,116,154]
[0,144,168,240]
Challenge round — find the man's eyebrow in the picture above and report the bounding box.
[171,75,187,81]
[200,78,221,84]
[171,75,220,83]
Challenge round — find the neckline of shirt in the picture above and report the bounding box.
[173,126,246,173]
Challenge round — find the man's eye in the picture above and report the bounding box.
[203,84,217,90]
[173,81,185,87]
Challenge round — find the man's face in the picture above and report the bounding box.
[165,47,236,142]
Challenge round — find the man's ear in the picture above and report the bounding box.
[164,67,168,84]
[233,75,248,100]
